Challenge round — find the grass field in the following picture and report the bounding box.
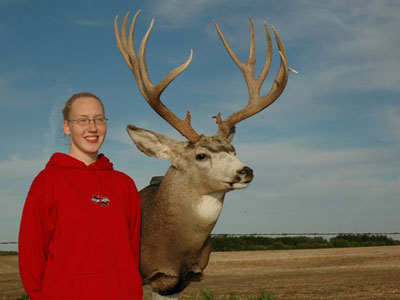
[1,246,400,300]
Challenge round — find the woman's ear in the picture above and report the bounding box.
[63,120,71,136]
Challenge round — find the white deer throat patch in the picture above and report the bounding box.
[197,192,224,221]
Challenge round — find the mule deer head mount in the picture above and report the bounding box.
[114,10,296,296]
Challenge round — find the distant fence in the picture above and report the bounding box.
[211,232,400,237]
[2,232,400,245]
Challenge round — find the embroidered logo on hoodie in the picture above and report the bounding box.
[92,195,110,206]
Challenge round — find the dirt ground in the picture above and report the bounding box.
[1,246,400,300]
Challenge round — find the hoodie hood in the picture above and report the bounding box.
[46,153,113,170]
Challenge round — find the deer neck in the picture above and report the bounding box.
[198,192,225,222]
[157,166,226,224]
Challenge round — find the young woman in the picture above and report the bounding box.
[18,92,143,300]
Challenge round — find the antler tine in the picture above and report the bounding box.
[248,18,256,66]
[258,21,273,88]
[213,19,295,137]
[114,10,200,143]
[114,13,132,70]
[114,11,147,99]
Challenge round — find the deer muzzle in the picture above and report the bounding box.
[237,166,254,178]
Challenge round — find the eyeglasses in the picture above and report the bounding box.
[67,117,108,126]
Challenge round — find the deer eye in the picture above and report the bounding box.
[196,154,207,160]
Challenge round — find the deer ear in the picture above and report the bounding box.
[126,125,183,162]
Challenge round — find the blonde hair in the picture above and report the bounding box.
[62,92,105,120]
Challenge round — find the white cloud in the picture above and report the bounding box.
[0,190,25,250]
[149,0,230,27]
[293,2,400,93]
[236,140,399,169]
[42,96,65,156]
[0,69,36,107]
[107,127,132,146]
[369,106,400,143]
[0,0,30,6]
[0,154,46,180]
[71,19,110,26]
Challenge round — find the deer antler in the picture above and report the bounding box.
[114,10,200,143]
[213,19,297,137]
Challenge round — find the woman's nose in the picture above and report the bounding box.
[87,120,98,131]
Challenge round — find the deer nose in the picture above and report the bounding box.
[238,166,253,177]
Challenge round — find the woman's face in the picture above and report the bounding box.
[63,97,107,163]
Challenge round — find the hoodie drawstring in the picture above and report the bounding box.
[94,165,102,198]
[92,165,110,206]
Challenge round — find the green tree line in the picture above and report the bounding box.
[210,234,400,251]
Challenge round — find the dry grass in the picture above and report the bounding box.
[2,246,400,300]
[175,246,400,300]
[0,256,23,300]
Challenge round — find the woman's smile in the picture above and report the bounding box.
[85,135,100,143]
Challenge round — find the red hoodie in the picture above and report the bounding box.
[18,153,143,300]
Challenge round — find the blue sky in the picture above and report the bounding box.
[1,0,399,250]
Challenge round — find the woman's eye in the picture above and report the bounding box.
[76,119,89,125]
[196,154,207,160]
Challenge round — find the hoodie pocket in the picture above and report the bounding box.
[61,270,143,300]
